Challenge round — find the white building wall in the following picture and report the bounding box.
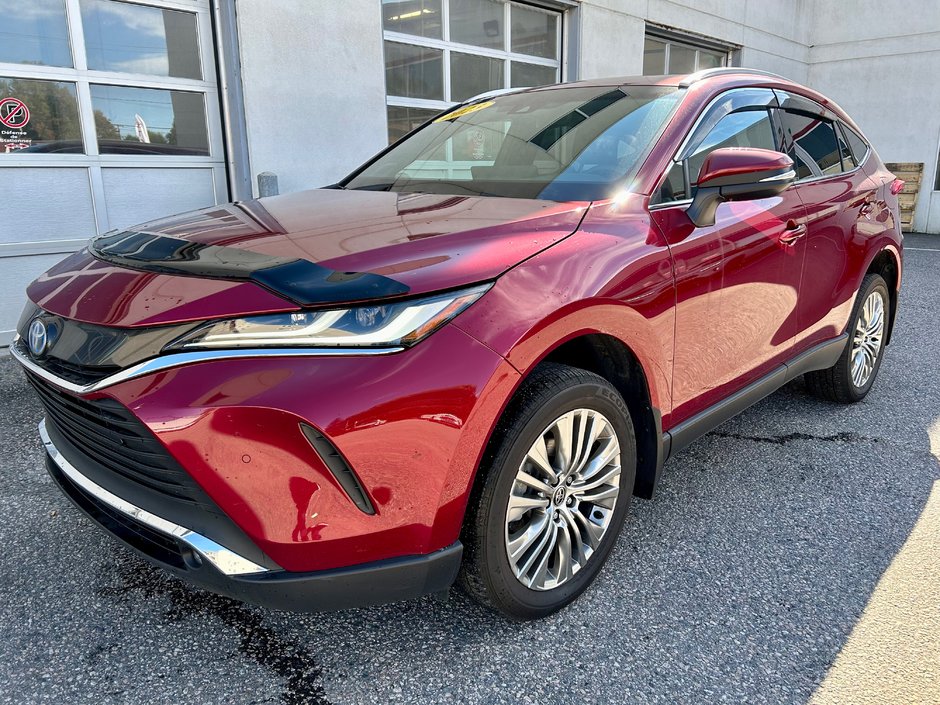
[577,0,810,83]
[807,0,940,233]
[235,0,389,195]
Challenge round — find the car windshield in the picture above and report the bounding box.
[343,85,681,201]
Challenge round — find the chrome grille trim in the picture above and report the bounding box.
[11,335,403,394]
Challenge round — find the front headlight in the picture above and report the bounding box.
[165,284,490,351]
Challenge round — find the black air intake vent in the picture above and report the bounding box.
[27,372,216,510]
[300,424,375,515]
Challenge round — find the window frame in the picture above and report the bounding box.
[839,121,871,169]
[777,112,869,185]
[642,29,731,76]
[651,88,872,209]
[650,87,778,208]
[0,0,227,240]
[382,0,563,140]
[781,112,843,179]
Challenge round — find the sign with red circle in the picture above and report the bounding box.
[0,98,30,129]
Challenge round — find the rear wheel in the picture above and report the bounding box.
[460,363,636,620]
[805,273,889,403]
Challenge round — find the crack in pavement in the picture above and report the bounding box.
[709,431,879,446]
[96,559,331,705]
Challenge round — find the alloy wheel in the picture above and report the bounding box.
[850,290,885,388]
[504,408,621,591]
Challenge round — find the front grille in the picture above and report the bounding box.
[46,455,189,570]
[26,372,214,512]
[13,340,118,386]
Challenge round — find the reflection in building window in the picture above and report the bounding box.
[0,77,83,154]
[90,85,209,155]
[642,32,728,75]
[81,0,202,79]
[382,0,562,143]
[387,105,440,143]
[0,0,73,67]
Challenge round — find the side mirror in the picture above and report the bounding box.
[686,147,796,227]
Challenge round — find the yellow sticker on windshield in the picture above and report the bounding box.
[433,101,494,123]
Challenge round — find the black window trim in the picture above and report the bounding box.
[838,121,871,169]
[781,112,868,186]
[773,89,870,185]
[649,86,777,209]
[648,87,872,211]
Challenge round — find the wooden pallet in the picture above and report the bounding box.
[885,162,924,232]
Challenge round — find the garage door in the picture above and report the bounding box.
[0,0,227,344]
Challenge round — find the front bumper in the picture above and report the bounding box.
[43,419,462,610]
[16,318,519,606]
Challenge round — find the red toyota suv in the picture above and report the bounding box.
[13,69,902,620]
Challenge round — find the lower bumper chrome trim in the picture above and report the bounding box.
[39,419,268,576]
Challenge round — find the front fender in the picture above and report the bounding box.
[453,211,676,422]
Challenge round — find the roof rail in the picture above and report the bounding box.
[678,67,790,88]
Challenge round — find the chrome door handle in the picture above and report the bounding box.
[780,222,807,245]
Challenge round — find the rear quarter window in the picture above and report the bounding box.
[841,123,870,165]
[781,111,842,179]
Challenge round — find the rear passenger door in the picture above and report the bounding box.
[774,91,882,354]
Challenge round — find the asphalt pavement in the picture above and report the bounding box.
[1,235,938,705]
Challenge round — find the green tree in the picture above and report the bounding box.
[94,110,120,140]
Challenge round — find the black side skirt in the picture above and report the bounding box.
[662,334,848,462]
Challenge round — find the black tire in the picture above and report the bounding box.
[805,273,890,403]
[459,362,636,621]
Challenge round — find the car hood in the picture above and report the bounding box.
[27,189,588,327]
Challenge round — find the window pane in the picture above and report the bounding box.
[511,6,557,60]
[387,105,440,143]
[841,123,868,164]
[784,112,841,177]
[643,38,666,75]
[81,0,202,79]
[0,0,72,67]
[836,125,856,169]
[656,161,687,203]
[451,52,503,102]
[382,0,442,39]
[450,0,504,50]
[347,85,682,202]
[384,41,444,100]
[668,44,696,73]
[0,77,82,154]
[698,51,724,69]
[688,110,775,183]
[90,85,209,155]
[510,62,556,88]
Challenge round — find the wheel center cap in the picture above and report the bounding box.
[552,486,567,506]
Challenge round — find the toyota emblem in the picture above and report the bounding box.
[27,318,49,357]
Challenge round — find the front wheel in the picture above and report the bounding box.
[805,273,890,403]
[460,363,636,620]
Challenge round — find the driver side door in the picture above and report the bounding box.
[650,88,808,426]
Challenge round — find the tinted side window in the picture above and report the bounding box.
[841,123,870,164]
[657,161,687,202]
[781,111,841,179]
[687,109,776,184]
[836,124,856,169]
